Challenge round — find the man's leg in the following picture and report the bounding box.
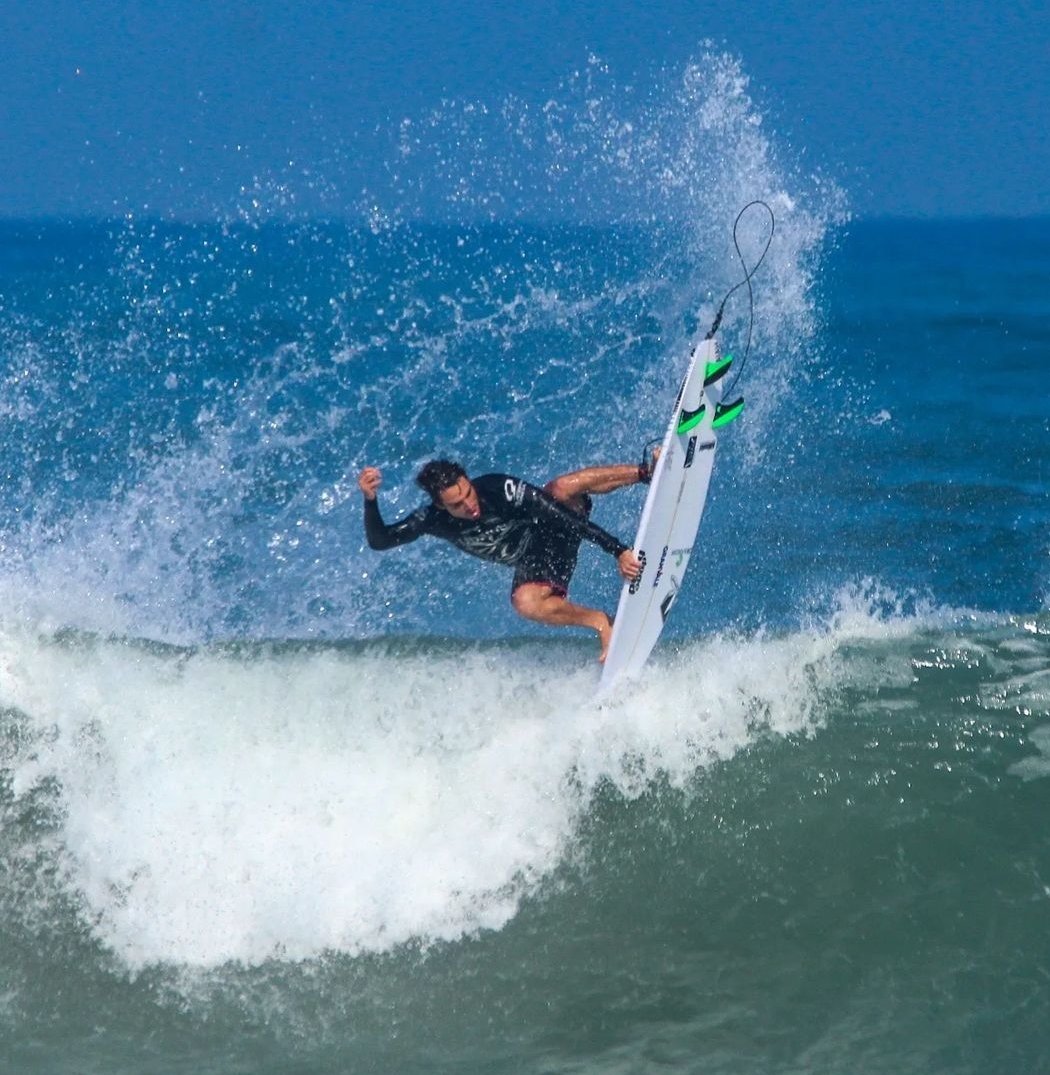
[519,456,656,658]
[511,582,614,662]
[544,463,643,513]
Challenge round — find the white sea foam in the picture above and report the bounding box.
[0,585,950,972]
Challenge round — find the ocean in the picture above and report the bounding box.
[2,54,1049,1074]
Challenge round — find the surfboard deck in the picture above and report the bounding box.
[597,337,738,697]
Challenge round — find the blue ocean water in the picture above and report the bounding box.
[2,54,1050,1074]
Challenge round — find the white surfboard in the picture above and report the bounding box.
[597,337,739,696]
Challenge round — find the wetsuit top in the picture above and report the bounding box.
[363,473,629,569]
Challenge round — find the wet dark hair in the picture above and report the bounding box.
[416,459,468,502]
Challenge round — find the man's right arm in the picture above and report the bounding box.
[363,498,430,550]
[359,466,428,551]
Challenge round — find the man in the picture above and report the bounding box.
[357,459,650,661]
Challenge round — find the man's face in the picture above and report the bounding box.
[437,476,482,520]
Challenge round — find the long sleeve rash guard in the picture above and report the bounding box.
[363,472,629,568]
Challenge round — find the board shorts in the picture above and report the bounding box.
[510,495,593,598]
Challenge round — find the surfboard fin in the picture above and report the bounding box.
[712,397,744,428]
[676,404,706,434]
[703,353,733,386]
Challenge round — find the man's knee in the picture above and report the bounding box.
[544,474,574,503]
[511,584,538,617]
[512,582,558,620]
[545,474,590,515]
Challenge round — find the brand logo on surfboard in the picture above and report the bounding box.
[686,436,716,468]
[660,576,681,620]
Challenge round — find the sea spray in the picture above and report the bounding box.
[0,50,836,648]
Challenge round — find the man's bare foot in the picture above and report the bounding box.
[596,613,613,663]
[639,443,662,484]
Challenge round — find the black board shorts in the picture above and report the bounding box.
[510,495,593,598]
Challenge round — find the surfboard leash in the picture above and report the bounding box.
[704,200,775,396]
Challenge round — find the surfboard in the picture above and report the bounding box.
[597,337,740,696]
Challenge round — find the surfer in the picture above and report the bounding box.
[357,459,649,661]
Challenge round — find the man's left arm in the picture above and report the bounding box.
[514,480,640,578]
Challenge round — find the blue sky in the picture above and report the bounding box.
[3,0,1047,220]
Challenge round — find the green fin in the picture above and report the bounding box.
[703,353,733,386]
[712,397,744,428]
[677,403,706,434]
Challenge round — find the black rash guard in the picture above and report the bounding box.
[363,472,629,595]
